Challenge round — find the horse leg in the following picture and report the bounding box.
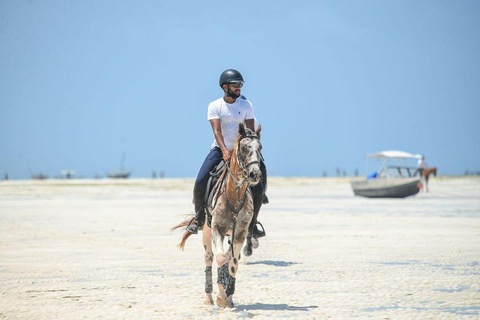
[244,187,263,256]
[251,236,259,249]
[223,237,245,308]
[202,225,214,305]
[244,235,253,256]
[212,227,230,308]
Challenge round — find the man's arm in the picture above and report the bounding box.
[209,119,231,162]
[245,119,255,131]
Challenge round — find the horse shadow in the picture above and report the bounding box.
[246,260,299,267]
[235,303,318,312]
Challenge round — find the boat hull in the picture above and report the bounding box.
[351,178,421,198]
[107,172,131,179]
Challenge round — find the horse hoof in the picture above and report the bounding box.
[251,237,259,249]
[243,244,252,257]
[204,298,214,305]
[216,296,227,308]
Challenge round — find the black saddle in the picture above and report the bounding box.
[204,160,226,227]
[202,159,268,228]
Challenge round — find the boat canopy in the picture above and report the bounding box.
[366,151,422,159]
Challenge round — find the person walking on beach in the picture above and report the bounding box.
[186,69,267,239]
[418,155,427,177]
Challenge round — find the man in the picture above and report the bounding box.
[187,69,266,239]
[418,155,427,177]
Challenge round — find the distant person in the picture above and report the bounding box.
[186,69,267,239]
[418,155,427,177]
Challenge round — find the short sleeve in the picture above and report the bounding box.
[207,102,219,120]
[245,100,254,120]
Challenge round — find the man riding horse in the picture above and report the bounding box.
[417,155,427,177]
[187,69,267,239]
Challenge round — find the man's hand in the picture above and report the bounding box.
[222,149,232,162]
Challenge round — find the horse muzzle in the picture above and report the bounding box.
[248,167,262,186]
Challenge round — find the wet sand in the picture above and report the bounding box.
[1,177,479,319]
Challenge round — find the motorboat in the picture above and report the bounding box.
[351,151,422,198]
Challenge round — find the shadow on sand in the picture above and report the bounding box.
[246,260,299,267]
[235,303,318,312]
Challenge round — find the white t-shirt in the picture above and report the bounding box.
[418,159,427,169]
[207,97,254,150]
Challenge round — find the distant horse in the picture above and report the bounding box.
[421,167,437,192]
[172,123,263,308]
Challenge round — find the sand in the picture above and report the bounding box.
[0,177,479,319]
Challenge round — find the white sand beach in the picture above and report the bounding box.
[1,177,479,319]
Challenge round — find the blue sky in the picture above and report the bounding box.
[1,0,479,179]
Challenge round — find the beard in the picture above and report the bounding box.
[226,87,240,99]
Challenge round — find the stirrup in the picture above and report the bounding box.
[186,218,199,234]
[252,221,266,239]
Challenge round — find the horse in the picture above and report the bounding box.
[421,167,437,192]
[171,122,263,308]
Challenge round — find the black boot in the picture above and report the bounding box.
[252,220,266,238]
[249,183,266,239]
[262,194,269,204]
[260,161,269,204]
[187,187,206,234]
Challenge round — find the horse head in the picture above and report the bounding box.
[236,122,262,186]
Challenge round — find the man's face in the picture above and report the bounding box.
[224,82,243,99]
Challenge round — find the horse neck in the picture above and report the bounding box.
[226,143,249,199]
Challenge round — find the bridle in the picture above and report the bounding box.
[235,133,262,173]
[226,132,262,188]
[223,132,262,258]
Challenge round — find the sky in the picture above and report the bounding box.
[1,0,479,179]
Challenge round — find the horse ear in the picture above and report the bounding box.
[239,122,246,135]
[255,124,261,138]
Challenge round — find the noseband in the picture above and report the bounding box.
[236,133,261,172]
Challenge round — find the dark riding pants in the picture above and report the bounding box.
[194,147,265,199]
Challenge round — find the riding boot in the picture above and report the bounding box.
[248,183,266,239]
[186,187,206,234]
[263,194,269,204]
[260,161,269,204]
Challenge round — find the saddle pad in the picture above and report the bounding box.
[205,160,226,227]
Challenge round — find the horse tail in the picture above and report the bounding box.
[178,231,193,251]
[170,215,195,250]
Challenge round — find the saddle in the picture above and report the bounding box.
[204,160,227,227]
[202,160,268,228]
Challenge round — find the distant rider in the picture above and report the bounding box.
[417,155,427,177]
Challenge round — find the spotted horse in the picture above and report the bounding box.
[172,122,263,308]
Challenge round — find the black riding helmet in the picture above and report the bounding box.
[219,69,244,87]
